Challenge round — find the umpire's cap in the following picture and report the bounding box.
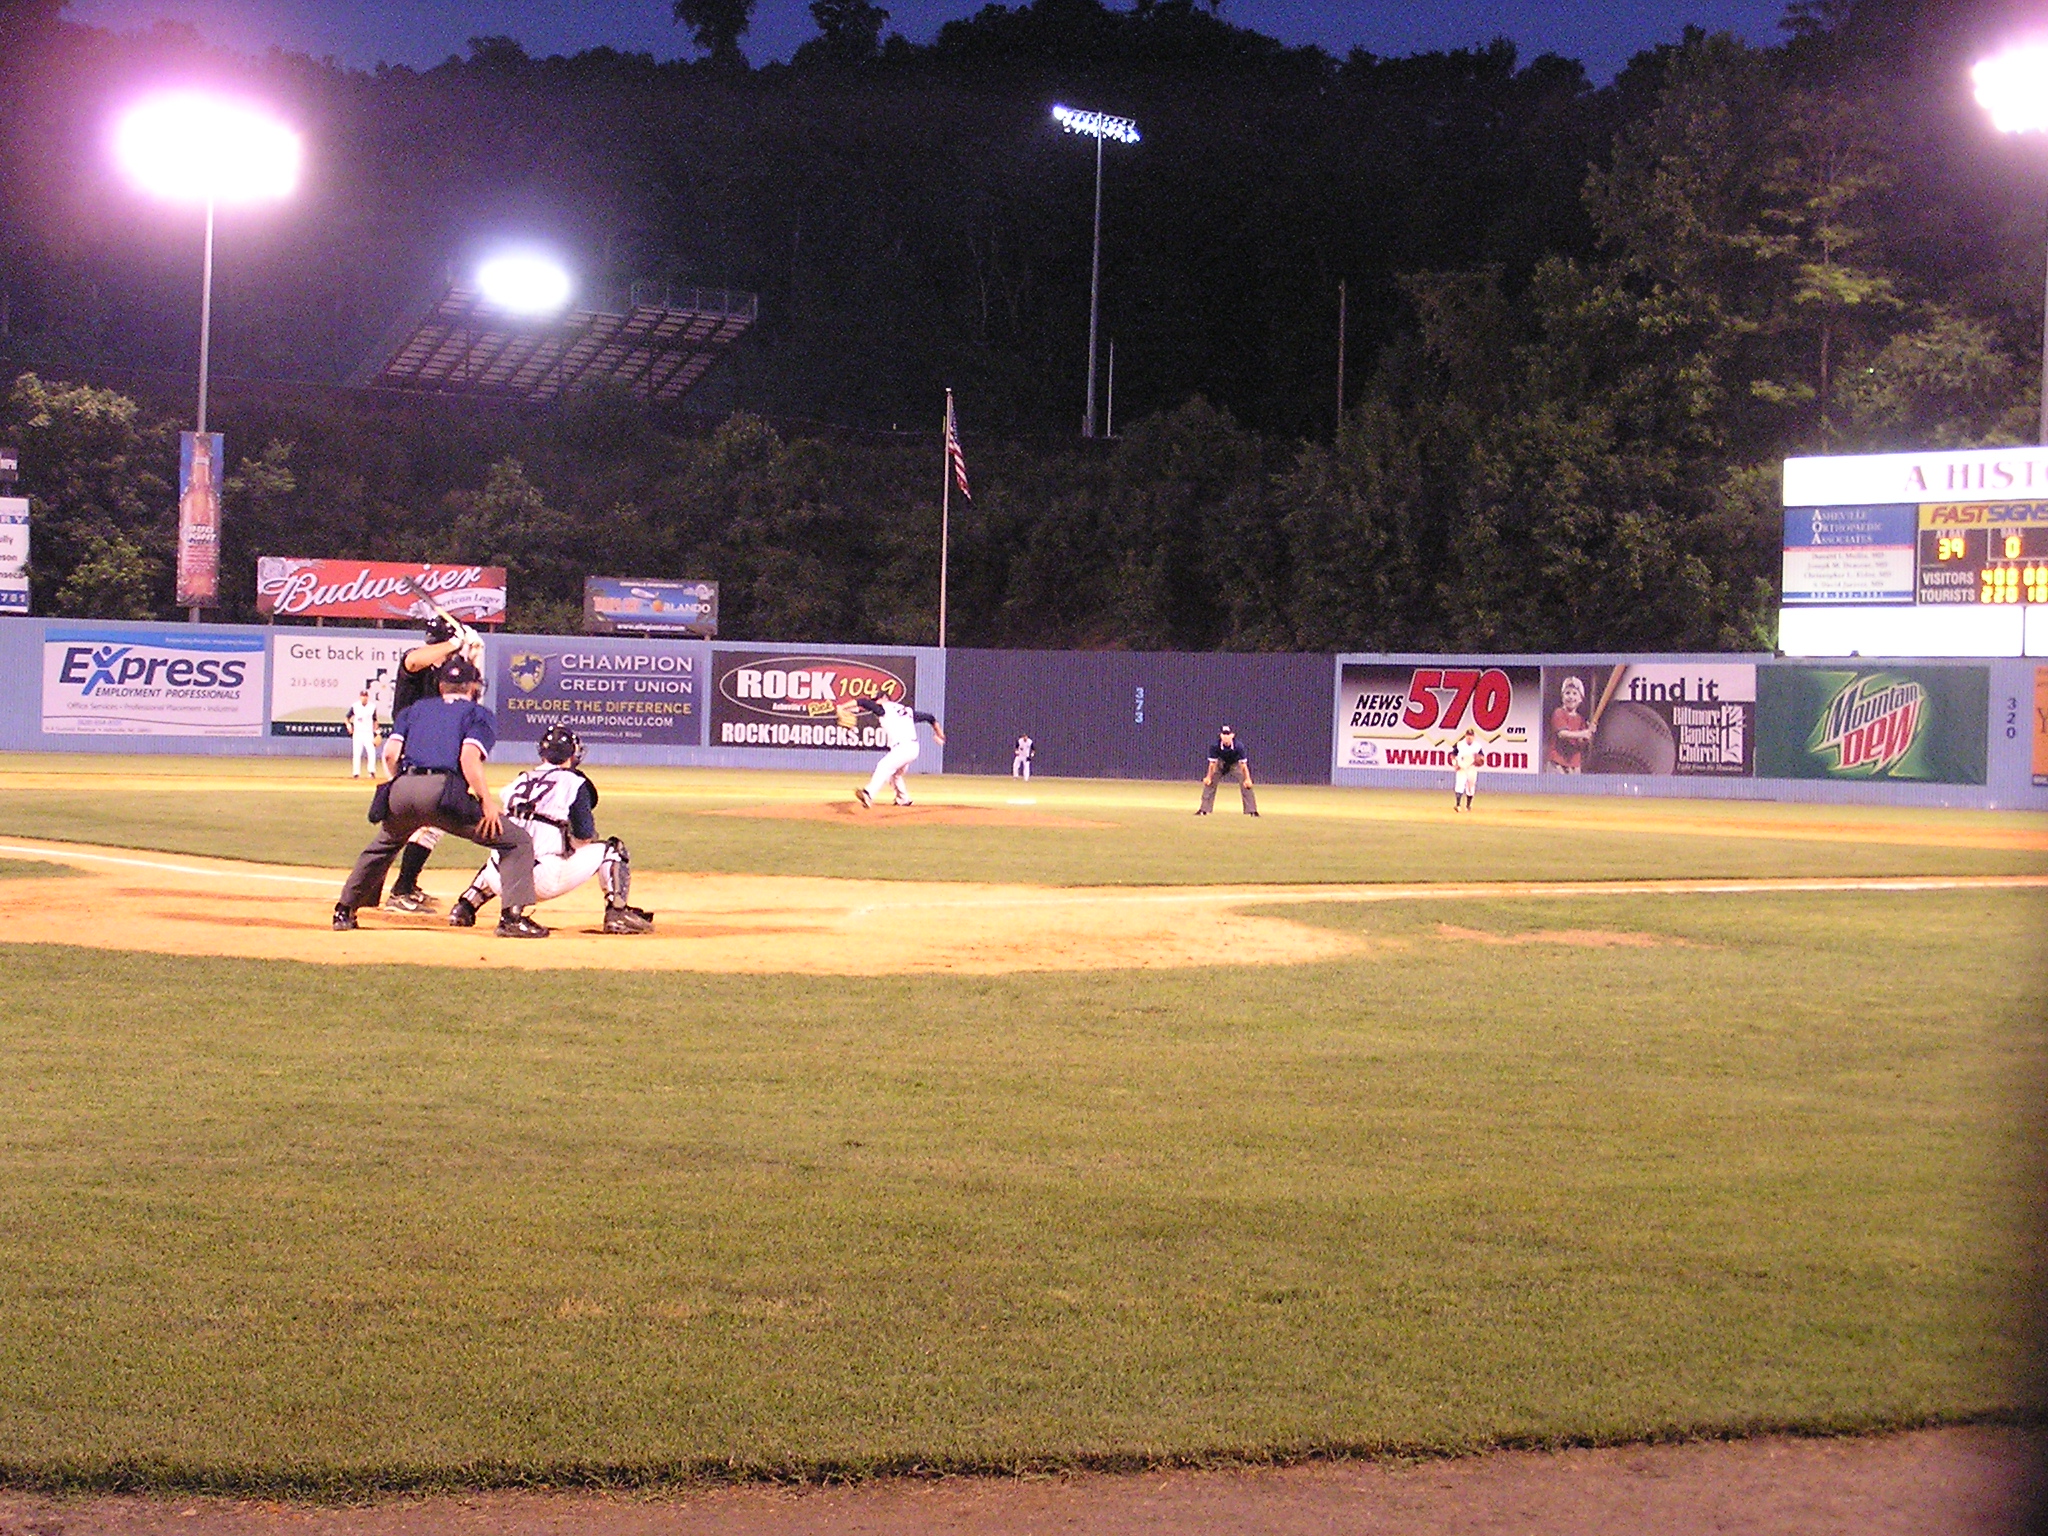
[439,655,482,688]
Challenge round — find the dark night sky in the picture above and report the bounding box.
[63,0,1792,82]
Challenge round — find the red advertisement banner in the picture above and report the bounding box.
[255,558,507,624]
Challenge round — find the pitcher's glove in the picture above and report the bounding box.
[835,702,859,730]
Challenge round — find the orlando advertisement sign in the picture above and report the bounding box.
[42,628,264,737]
[710,650,915,751]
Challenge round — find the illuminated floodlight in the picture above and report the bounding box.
[114,91,300,204]
[1051,104,1140,144]
[1973,43,2048,134]
[477,253,574,315]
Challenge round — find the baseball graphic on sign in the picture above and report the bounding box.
[1587,701,1678,775]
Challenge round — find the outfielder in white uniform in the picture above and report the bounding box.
[1451,726,1482,812]
[446,725,654,934]
[1012,734,1034,780]
[346,690,381,779]
[846,694,944,808]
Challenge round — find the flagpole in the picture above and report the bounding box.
[939,389,952,650]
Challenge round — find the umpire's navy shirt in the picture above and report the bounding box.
[391,697,496,773]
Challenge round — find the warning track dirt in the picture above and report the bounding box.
[0,838,2040,976]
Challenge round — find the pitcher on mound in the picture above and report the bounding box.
[843,693,944,807]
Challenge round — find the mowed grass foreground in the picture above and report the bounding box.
[0,881,2041,1488]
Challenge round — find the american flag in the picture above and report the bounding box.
[945,391,971,500]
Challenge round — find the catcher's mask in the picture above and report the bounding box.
[538,724,585,767]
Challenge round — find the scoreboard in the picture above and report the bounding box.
[1780,449,2048,655]
[1917,503,2048,605]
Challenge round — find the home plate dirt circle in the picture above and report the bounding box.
[0,838,2040,976]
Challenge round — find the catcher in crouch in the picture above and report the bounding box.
[446,724,655,934]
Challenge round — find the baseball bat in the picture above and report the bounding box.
[1589,664,1628,733]
[388,570,464,630]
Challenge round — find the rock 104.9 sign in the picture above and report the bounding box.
[709,650,915,751]
[1338,664,1541,773]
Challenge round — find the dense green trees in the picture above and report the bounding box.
[0,0,2037,649]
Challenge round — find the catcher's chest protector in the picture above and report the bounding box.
[504,767,588,859]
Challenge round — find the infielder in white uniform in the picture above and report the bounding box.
[1012,734,1034,780]
[843,693,944,807]
[1451,726,1482,812]
[346,689,381,779]
[446,724,655,934]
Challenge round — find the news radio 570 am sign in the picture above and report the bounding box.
[1338,664,1541,773]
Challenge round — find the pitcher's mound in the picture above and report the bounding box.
[710,801,1112,829]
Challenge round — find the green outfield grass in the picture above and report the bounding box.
[0,875,2041,1489]
[0,756,2043,885]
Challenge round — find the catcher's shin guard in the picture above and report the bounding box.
[599,836,631,906]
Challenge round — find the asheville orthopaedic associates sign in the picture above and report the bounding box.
[41,628,265,736]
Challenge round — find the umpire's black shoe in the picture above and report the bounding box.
[496,911,550,939]
[332,905,358,931]
[447,897,478,928]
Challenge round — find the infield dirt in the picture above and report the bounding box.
[0,835,2039,974]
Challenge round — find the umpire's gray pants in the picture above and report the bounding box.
[338,772,538,912]
[1199,762,1258,814]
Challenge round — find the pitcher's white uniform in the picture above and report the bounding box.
[466,764,627,903]
[347,695,380,778]
[855,696,941,807]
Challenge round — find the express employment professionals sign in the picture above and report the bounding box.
[42,628,264,736]
[493,637,704,745]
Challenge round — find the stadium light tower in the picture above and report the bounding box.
[1974,42,2048,444]
[477,252,574,315]
[114,91,301,438]
[1052,104,1139,439]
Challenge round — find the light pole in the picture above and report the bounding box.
[115,92,301,439]
[1974,43,2048,444]
[116,92,299,618]
[1052,104,1139,439]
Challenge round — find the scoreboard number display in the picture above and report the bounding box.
[1916,503,2048,606]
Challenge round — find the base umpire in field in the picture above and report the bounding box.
[333,654,549,938]
[1196,725,1259,816]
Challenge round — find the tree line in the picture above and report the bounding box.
[0,0,2039,649]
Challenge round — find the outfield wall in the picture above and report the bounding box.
[0,617,2041,809]
[943,649,1332,784]
[1330,653,2047,811]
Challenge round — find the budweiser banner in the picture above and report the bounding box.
[1755,665,1988,783]
[175,431,223,609]
[256,558,507,625]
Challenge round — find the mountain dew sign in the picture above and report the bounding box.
[1756,666,1987,783]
